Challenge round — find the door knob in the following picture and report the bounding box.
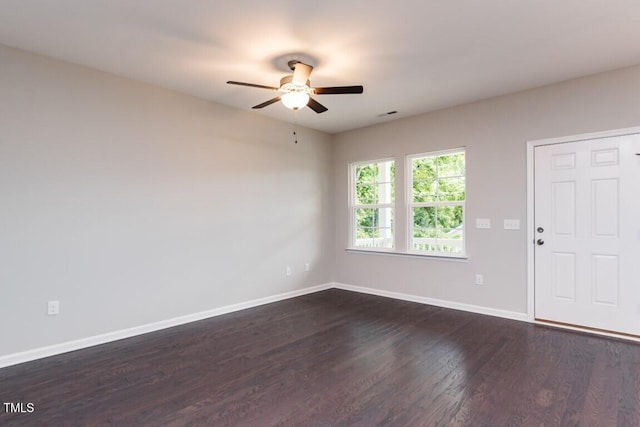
[536,239,544,246]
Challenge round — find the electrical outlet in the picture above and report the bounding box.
[286,266,292,276]
[305,263,310,272]
[475,274,484,285]
[476,218,491,229]
[504,219,520,230]
[47,300,60,316]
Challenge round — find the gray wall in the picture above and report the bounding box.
[2,42,639,360]
[0,45,334,357]
[333,64,640,314]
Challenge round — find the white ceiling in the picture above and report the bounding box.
[1,1,640,134]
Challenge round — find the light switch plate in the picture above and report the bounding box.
[476,218,491,229]
[504,219,520,230]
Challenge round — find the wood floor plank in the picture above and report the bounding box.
[1,289,640,426]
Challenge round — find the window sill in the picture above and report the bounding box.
[345,248,469,262]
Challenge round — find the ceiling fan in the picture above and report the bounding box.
[227,60,363,113]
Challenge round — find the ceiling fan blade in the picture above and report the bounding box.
[292,63,313,86]
[252,96,282,109]
[227,81,279,91]
[314,85,364,95]
[307,97,328,114]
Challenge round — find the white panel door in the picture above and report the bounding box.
[534,133,640,335]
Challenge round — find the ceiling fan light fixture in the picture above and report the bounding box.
[227,59,362,114]
[281,91,310,110]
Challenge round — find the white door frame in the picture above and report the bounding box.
[526,126,640,325]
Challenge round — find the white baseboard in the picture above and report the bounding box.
[1,282,530,369]
[0,283,333,369]
[7,280,633,370]
[332,282,528,322]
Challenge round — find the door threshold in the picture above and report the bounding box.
[534,318,640,342]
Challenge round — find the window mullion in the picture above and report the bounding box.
[410,201,465,208]
[353,203,394,209]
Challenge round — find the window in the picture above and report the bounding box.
[407,149,465,256]
[349,159,395,250]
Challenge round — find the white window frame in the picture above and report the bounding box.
[406,148,466,257]
[348,158,395,251]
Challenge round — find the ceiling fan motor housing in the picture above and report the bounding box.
[279,75,312,94]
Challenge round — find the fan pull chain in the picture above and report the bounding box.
[293,110,299,144]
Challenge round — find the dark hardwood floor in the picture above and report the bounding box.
[1,289,639,426]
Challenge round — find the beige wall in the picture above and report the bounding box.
[333,64,640,314]
[0,44,334,357]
